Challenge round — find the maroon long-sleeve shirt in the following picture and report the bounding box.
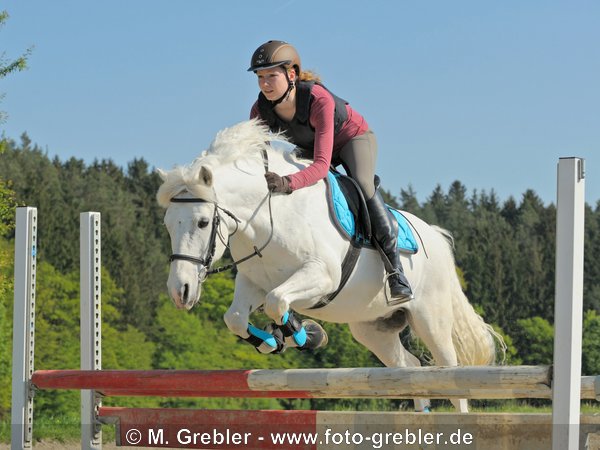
[250,84,369,191]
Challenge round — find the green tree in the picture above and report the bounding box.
[512,191,555,322]
[3,129,600,415]
[31,262,155,417]
[380,187,400,209]
[584,203,600,312]
[513,317,553,365]
[582,310,600,375]
[1,10,32,125]
[0,178,17,416]
[420,184,445,224]
[0,141,174,334]
[461,199,516,325]
[0,238,14,417]
[398,185,421,215]
[0,177,17,236]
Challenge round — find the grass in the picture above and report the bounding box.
[0,414,117,445]
[425,399,600,414]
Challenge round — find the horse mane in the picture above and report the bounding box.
[157,119,287,207]
[204,118,286,164]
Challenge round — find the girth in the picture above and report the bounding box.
[309,172,370,310]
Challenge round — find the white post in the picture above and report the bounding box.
[11,207,37,450]
[80,212,102,450]
[552,157,585,450]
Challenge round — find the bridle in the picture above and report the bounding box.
[168,197,238,270]
[168,148,273,281]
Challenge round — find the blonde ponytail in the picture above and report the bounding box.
[299,69,322,83]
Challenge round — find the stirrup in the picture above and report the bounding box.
[384,271,414,306]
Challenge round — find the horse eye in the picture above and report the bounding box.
[198,218,210,229]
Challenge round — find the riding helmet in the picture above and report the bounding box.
[247,40,301,77]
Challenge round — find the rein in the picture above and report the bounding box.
[169,148,274,278]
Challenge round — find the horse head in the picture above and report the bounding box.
[156,119,286,310]
[157,164,227,310]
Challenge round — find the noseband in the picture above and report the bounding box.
[168,148,273,279]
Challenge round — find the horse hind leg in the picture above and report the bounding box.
[406,292,469,413]
[348,314,431,412]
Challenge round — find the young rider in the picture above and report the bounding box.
[248,40,413,305]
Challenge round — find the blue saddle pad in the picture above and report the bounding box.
[327,172,418,254]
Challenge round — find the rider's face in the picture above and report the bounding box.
[256,67,293,101]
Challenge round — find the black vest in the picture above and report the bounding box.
[257,81,348,153]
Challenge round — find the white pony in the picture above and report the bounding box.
[157,119,501,412]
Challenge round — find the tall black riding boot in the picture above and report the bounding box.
[366,190,414,306]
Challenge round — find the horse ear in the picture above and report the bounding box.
[156,168,167,181]
[198,166,213,187]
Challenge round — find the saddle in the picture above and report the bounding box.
[310,170,418,309]
[324,171,418,254]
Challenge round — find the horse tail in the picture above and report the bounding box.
[432,226,506,366]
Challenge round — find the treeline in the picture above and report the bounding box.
[1,133,599,419]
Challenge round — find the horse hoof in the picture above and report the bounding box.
[298,319,328,351]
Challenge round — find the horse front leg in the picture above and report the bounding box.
[264,260,335,351]
[223,273,285,354]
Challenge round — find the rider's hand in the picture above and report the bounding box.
[265,172,292,194]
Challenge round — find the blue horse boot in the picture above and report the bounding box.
[244,324,286,354]
[278,311,328,351]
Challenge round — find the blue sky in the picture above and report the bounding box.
[2,1,599,206]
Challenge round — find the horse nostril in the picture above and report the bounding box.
[183,284,189,303]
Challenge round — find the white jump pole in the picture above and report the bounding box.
[80,212,103,450]
[552,157,585,450]
[11,207,37,450]
[11,209,102,450]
